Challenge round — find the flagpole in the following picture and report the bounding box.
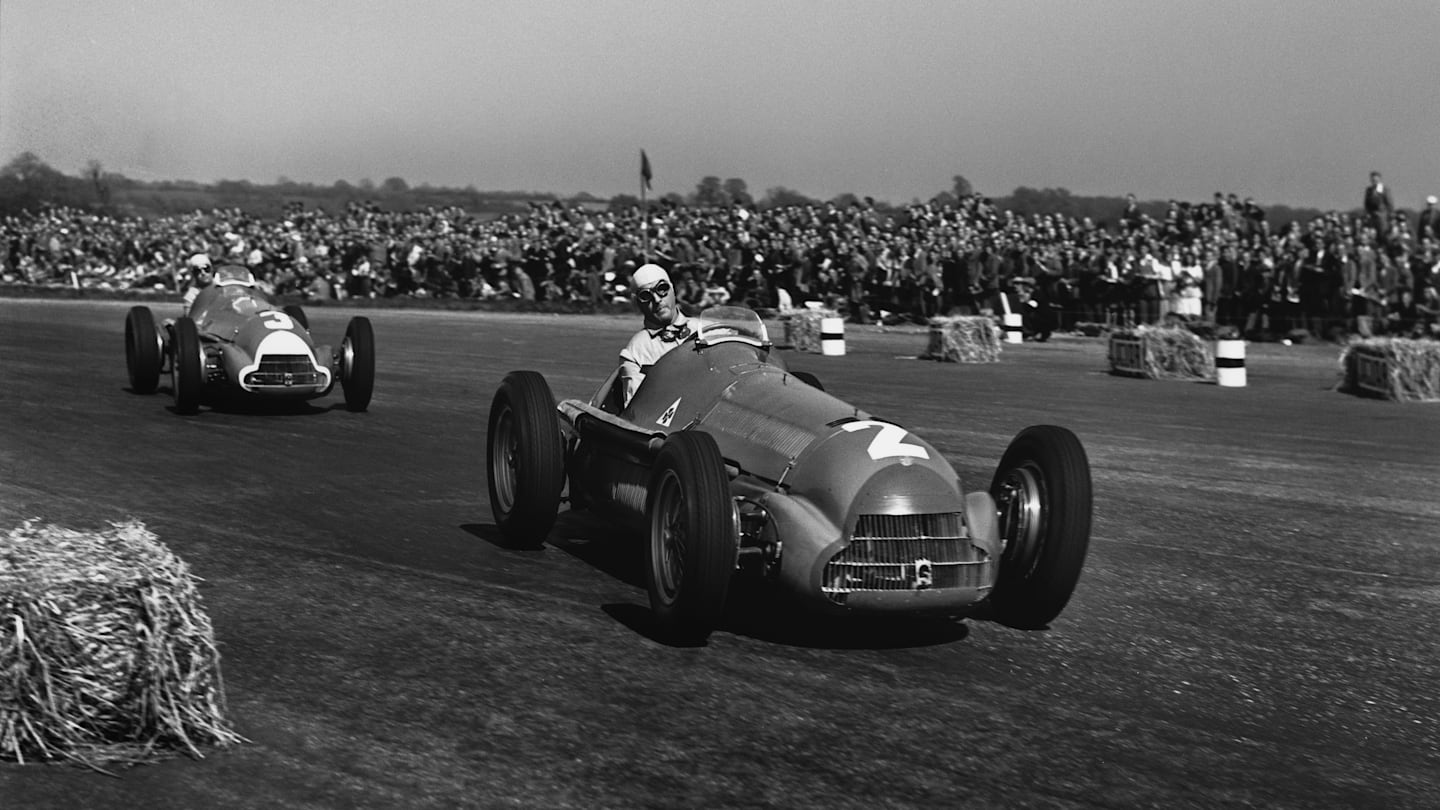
[640,149,651,263]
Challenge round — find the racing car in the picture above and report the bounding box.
[123,265,375,414]
[486,306,1092,641]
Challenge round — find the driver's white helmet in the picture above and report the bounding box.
[186,253,213,283]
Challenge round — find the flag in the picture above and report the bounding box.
[640,149,653,191]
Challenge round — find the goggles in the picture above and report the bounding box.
[635,280,672,305]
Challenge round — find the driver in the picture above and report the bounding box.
[618,263,691,407]
[181,253,214,308]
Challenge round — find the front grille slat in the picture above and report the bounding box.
[247,354,322,386]
[823,511,992,602]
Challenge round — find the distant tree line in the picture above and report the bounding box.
[0,150,1344,233]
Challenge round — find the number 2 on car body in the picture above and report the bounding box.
[841,420,929,460]
[260,311,295,330]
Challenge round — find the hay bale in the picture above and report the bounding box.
[1,520,242,768]
[1339,338,1440,401]
[924,316,1002,363]
[1109,326,1215,381]
[783,309,839,353]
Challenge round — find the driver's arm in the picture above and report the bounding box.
[618,355,643,408]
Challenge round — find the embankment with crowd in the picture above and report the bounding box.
[4,189,1438,341]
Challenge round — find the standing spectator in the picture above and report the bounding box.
[1347,234,1381,337]
[1417,196,1440,243]
[1364,171,1394,245]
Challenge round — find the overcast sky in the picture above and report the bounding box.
[2,1,1437,211]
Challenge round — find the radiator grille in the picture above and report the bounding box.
[823,512,992,603]
[247,354,322,386]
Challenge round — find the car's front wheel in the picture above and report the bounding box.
[645,430,737,642]
[987,425,1092,628]
[487,371,565,547]
[340,316,375,412]
[282,304,310,330]
[125,305,161,394]
[170,317,204,415]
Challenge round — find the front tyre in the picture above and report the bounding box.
[987,425,1092,629]
[645,430,737,642]
[340,316,375,412]
[282,304,310,330]
[486,371,566,547]
[790,370,824,391]
[170,317,204,415]
[125,306,161,394]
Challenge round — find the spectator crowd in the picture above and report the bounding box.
[4,174,1439,341]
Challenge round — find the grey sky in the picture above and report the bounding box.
[3,0,1437,211]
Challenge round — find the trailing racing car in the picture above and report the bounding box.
[124,265,375,414]
[486,306,1092,641]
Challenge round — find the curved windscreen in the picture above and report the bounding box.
[693,306,770,348]
[214,266,257,287]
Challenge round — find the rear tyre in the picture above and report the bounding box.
[340,316,375,412]
[282,304,310,330]
[987,425,1092,629]
[645,430,736,642]
[791,370,824,391]
[486,371,566,547]
[170,317,204,415]
[125,306,161,394]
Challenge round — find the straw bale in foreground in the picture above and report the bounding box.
[1,520,243,768]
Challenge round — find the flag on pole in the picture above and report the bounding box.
[640,149,653,191]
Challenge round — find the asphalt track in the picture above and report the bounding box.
[2,298,1438,809]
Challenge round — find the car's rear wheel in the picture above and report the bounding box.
[645,430,736,642]
[125,305,161,394]
[340,316,375,412]
[987,425,1092,628]
[487,371,565,547]
[170,317,204,415]
[282,304,310,330]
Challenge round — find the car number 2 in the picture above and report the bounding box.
[841,420,929,460]
[260,311,295,330]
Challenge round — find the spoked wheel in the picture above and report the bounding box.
[340,316,375,412]
[282,304,310,330]
[486,370,565,547]
[125,306,161,394]
[170,316,204,415]
[987,425,1092,629]
[645,430,737,642]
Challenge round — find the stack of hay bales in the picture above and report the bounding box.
[1108,326,1215,381]
[783,309,839,353]
[1,520,242,768]
[924,316,1002,363]
[1339,337,1440,401]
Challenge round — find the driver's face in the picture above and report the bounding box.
[637,280,676,323]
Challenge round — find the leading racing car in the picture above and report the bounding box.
[124,265,375,414]
[486,305,1092,641]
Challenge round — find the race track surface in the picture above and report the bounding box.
[2,298,1438,809]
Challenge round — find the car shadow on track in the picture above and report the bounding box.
[473,512,973,650]
[129,385,351,416]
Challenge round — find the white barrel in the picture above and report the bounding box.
[1003,312,1023,343]
[1216,339,1246,387]
[820,317,846,356]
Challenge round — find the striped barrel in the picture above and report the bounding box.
[820,317,846,356]
[1003,312,1023,343]
[1216,339,1246,387]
